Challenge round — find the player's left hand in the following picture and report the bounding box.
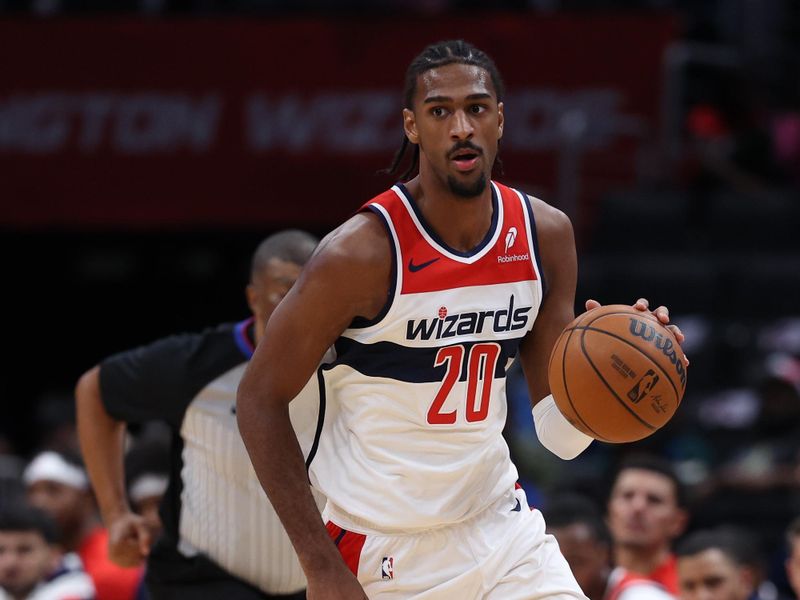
[585,298,688,366]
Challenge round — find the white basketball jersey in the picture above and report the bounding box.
[307,181,544,532]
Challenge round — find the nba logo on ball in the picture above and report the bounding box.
[381,557,394,580]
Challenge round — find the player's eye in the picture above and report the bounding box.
[431,107,447,118]
[469,104,486,114]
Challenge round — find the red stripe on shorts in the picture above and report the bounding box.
[514,482,535,510]
[326,521,367,576]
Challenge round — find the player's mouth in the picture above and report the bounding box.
[449,147,482,172]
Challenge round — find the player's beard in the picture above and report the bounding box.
[447,172,487,198]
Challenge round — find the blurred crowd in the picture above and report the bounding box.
[0,439,167,599]
[2,0,800,598]
[3,433,800,599]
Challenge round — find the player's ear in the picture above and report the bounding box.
[245,283,258,314]
[403,108,419,144]
[497,101,504,140]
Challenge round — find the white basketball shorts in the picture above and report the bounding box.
[323,486,588,599]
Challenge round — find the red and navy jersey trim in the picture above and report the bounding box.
[349,205,398,330]
[518,192,547,296]
[395,182,500,258]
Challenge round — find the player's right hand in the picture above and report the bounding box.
[107,511,152,567]
[306,565,369,600]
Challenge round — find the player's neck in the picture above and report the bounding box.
[614,543,671,576]
[405,173,494,253]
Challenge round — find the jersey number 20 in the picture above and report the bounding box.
[428,343,501,425]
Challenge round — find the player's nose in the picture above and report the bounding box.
[450,109,474,140]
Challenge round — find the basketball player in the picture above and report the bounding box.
[237,40,687,599]
[607,456,689,596]
[75,231,322,600]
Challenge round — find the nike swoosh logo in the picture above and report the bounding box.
[511,499,521,512]
[408,257,439,272]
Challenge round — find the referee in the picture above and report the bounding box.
[75,230,322,600]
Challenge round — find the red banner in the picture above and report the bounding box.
[0,15,673,228]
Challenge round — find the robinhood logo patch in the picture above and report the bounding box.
[499,226,528,263]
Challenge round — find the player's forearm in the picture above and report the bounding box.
[75,366,130,524]
[237,388,343,574]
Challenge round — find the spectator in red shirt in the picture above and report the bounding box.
[607,455,689,595]
[546,493,674,600]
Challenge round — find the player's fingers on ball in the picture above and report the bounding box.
[585,299,601,311]
[667,323,684,343]
[634,297,649,311]
[654,305,670,323]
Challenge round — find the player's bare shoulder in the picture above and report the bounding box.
[526,195,574,246]
[526,195,577,287]
[300,211,393,321]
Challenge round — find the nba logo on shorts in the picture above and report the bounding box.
[381,557,394,580]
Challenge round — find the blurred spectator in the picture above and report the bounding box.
[0,503,95,600]
[691,374,800,555]
[23,451,142,600]
[545,493,674,600]
[713,376,800,492]
[607,455,689,595]
[545,494,611,600]
[675,527,757,600]
[786,517,800,599]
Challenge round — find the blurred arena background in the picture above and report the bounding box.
[1,0,799,596]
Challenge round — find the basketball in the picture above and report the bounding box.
[548,304,687,443]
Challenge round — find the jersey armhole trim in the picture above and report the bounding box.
[305,365,327,472]
[515,189,547,297]
[347,204,400,330]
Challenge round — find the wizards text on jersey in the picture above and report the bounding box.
[406,295,532,341]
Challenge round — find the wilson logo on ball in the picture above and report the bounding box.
[628,318,687,389]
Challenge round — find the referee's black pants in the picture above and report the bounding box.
[144,541,306,600]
